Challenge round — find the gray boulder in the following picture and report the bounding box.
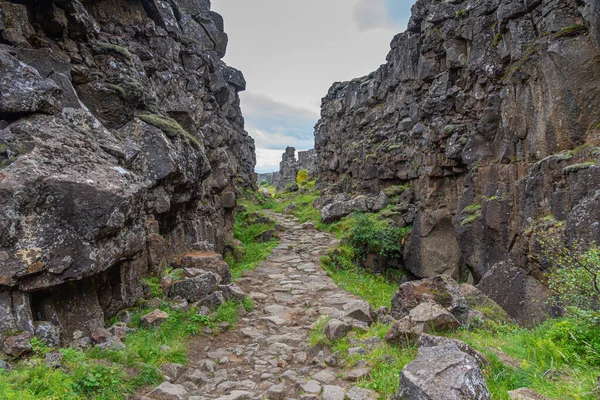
[141,381,189,400]
[323,318,351,341]
[391,275,469,324]
[0,47,62,117]
[321,200,353,223]
[168,272,221,302]
[384,318,419,347]
[418,334,488,367]
[219,283,245,301]
[34,321,60,347]
[477,261,552,327]
[408,302,462,333]
[1,331,32,358]
[399,343,490,399]
[343,302,377,325]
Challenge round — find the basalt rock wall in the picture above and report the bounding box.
[315,0,600,324]
[0,0,255,343]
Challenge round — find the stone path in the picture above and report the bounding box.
[150,211,381,400]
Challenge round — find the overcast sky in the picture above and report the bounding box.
[212,0,415,172]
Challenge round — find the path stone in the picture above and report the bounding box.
[322,385,346,400]
[160,211,376,399]
[346,386,378,400]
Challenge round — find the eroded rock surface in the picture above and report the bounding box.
[0,0,255,344]
[314,0,600,324]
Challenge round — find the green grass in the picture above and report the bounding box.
[447,319,600,399]
[320,245,399,309]
[270,185,322,225]
[226,191,280,279]
[0,298,253,399]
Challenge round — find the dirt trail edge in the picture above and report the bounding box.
[183,211,380,400]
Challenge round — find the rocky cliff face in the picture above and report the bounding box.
[0,0,255,343]
[298,148,318,180]
[274,147,317,191]
[276,146,298,191]
[315,0,600,324]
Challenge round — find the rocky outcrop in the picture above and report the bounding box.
[257,171,279,186]
[276,146,298,191]
[272,147,317,191]
[298,148,318,180]
[314,0,600,324]
[0,0,255,344]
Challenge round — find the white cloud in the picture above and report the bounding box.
[255,148,285,173]
[353,0,391,31]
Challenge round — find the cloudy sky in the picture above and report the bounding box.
[212,0,415,172]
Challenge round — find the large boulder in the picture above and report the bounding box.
[476,261,553,326]
[391,275,469,324]
[321,200,353,223]
[177,252,232,284]
[403,208,464,280]
[407,302,462,333]
[323,318,351,341]
[0,47,62,117]
[399,343,491,400]
[418,334,488,367]
[168,272,221,303]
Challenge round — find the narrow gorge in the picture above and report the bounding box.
[0,0,599,399]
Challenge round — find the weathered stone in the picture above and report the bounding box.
[477,262,553,327]
[168,273,221,303]
[265,382,286,400]
[408,302,462,333]
[323,319,351,341]
[34,322,60,347]
[197,291,225,309]
[322,385,345,400]
[276,147,299,191]
[313,369,337,384]
[219,283,245,300]
[1,331,32,358]
[45,352,63,368]
[180,368,209,385]
[344,367,371,381]
[141,310,169,328]
[384,318,419,347]
[399,343,491,399]
[418,333,488,367]
[0,47,62,117]
[178,253,232,284]
[0,360,12,370]
[141,382,189,400]
[391,275,468,323]
[160,363,186,381]
[346,386,378,400]
[343,302,377,325]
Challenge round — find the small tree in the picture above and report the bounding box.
[540,235,600,321]
[296,169,309,186]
